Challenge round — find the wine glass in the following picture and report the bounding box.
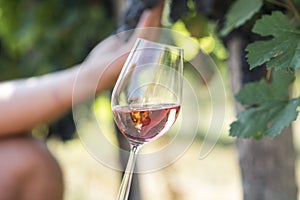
[111,38,184,200]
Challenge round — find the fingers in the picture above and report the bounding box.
[89,1,165,60]
[98,3,165,91]
[83,1,165,70]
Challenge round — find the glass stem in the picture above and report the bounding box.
[117,144,141,200]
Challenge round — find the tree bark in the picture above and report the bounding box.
[227,34,298,200]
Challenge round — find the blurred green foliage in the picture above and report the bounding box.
[0,0,116,81]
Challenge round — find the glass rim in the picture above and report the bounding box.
[135,38,184,52]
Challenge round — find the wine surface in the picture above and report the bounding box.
[113,103,180,143]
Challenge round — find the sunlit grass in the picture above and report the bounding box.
[48,138,121,200]
[48,137,242,200]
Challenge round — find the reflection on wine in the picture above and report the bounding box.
[113,103,180,143]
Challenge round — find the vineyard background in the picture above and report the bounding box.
[1,0,299,199]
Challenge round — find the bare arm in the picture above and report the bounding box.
[0,4,164,137]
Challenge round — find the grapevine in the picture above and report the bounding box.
[168,0,300,139]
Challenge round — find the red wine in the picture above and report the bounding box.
[113,103,181,143]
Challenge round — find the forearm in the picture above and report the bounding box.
[0,67,78,136]
[0,71,72,136]
[0,57,121,137]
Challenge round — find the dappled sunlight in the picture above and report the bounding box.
[0,82,15,100]
[0,77,44,100]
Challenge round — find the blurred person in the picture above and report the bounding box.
[0,4,163,200]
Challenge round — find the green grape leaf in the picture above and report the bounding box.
[235,70,294,105]
[220,0,263,36]
[246,11,300,71]
[266,97,300,138]
[229,71,300,139]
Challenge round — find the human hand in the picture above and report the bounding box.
[79,3,164,94]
